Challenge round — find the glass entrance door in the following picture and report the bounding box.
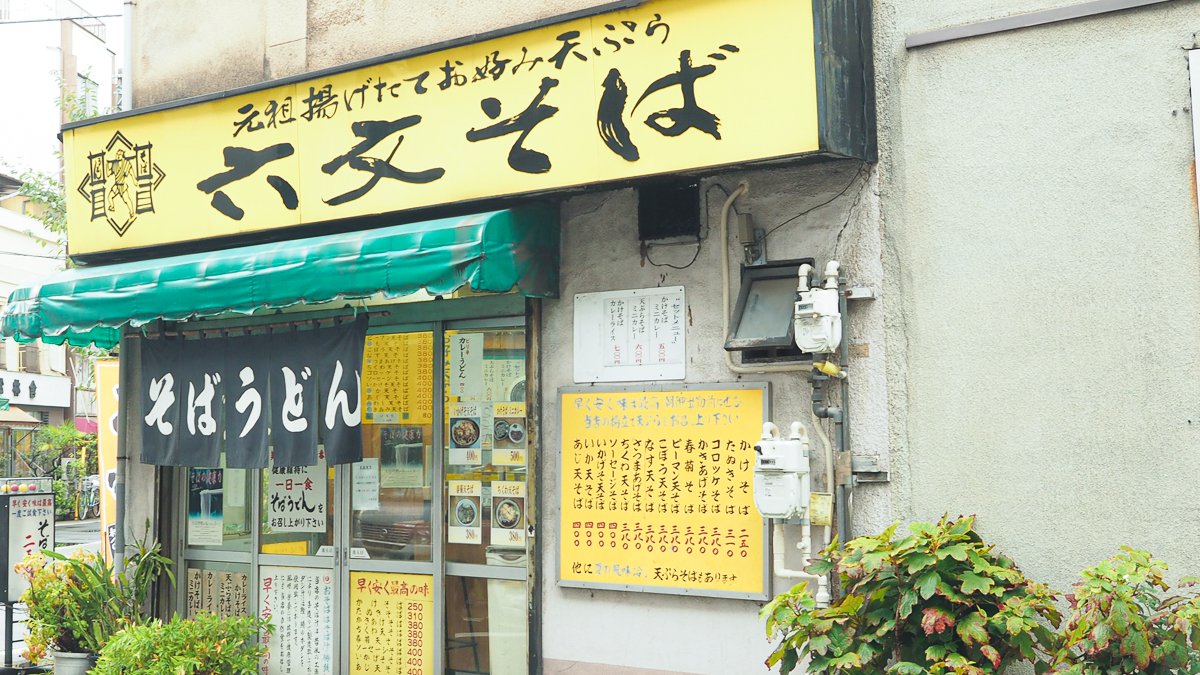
[344,326,440,675]
[443,322,529,675]
[176,316,531,675]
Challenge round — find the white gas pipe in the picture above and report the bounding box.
[766,422,830,607]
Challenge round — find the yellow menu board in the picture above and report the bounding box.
[559,384,767,599]
[363,333,434,425]
[349,572,434,675]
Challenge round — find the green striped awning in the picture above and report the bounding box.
[0,206,558,349]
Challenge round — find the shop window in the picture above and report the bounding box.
[444,328,528,566]
[446,577,527,675]
[77,74,97,117]
[20,342,40,374]
[353,332,435,562]
[172,314,534,675]
[185,459,252,552]
[183,561,252,618]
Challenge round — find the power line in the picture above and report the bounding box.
[0,14,120,24]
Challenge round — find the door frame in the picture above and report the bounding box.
[168,297,539,675]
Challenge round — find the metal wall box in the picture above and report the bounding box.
[725,259,815,362]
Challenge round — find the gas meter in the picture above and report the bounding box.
[795,261,842,354]
[753,422,811,520]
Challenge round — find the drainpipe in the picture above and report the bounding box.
[114,329,131,571]
[809,263,852,546]
[121,0,132,111]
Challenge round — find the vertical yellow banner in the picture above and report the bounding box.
[95,359,119,563]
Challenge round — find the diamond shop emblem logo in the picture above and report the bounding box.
[76,131,166,237]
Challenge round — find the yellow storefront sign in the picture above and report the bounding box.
[559,385,767,598]
[63,0,821,256]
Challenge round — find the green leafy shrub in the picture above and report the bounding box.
[93,612,271,675]
[762,515,1062,675]
[1052,547,1200,675]
[18,536,173,661]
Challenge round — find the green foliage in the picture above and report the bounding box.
[761,515,1062,675]
[52,479,71,517]
[1052,547,1200,675]
[24,421,94,477]
[93,612,271,675]
[18,533,174,660]
[12,166,67,241]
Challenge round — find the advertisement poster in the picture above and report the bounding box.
[449,333,483,399]
[186,569,249,619]
[492,403,527,467]
[352,458,380,511]
[483,357,525,404]
[448,480,482,544]
[266,450,327,533]
[95,359,119,563]
[349,572,434,675]
[187,468,225,546]
[259,567,334,675]
[447,403,482,466]
[380,426,424,488]
[363,333,434,425]
[490,481,526,548]
[7,494,55,602]
[187,569,202,617]
[558,386,767,598]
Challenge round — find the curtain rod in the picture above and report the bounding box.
[144,310,389,339]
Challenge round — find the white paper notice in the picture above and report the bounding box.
[259,566,334,675]
[574,286,687,383]
[449,333,483,399]
[448,480,482,545]
[266,453,327,533]
[352,458,380,511]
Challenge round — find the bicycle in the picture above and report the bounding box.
[74,476,100,520]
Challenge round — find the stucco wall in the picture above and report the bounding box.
[540,160,888,675]
[132,0,621,106]
[876,0,1200,590]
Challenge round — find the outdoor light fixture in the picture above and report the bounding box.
[725,258,814,363]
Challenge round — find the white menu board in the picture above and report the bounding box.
[7,493,55,602]
[266,452,327,533]
[573,287,686,382]
[259,566,334,675]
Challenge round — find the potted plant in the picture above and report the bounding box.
[93,612,271,675]
[762,515,1063,675]
[1052,547,1200,675]
[17,538,173,674]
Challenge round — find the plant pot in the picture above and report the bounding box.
[51,651,97,675]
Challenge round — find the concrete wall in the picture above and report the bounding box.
[132,0,617,106]
[540,160,888,675]
[875,0,1200,590]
